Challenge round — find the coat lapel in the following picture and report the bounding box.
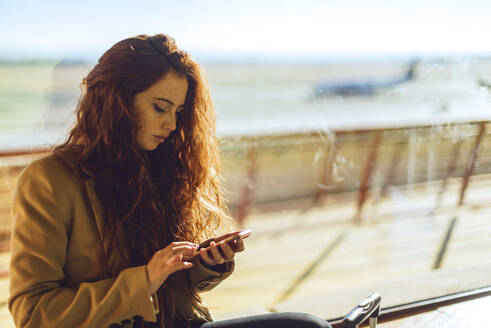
[82,178,105,244]
[78,163,128,273]
[54,152,107,246]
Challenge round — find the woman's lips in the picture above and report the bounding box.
[153,135,167,143]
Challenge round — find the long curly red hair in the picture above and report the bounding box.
[55,34,230,327]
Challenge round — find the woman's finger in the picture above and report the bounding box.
[156,244,197,258]
[171,245,198,256]
[234,239,245,252]
[171,241,200,247]
[209,241,225,264]
[171,260,193,272]
[199,248,216,266]
[218,242,235,261]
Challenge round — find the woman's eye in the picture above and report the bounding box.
[153,104,168,113]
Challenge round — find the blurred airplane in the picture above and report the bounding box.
[313,60,418,97]
[478,78,491,90]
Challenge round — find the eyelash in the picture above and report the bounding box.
[153,104,168,114]
[153,104,182,115]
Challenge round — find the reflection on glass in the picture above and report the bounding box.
[1,28,491,328]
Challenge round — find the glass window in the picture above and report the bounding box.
[1,0,490,324]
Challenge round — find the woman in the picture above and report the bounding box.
[9,34,331,328]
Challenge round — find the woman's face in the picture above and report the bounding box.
[133,69,188,151]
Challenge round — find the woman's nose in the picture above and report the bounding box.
[163,112,177,131]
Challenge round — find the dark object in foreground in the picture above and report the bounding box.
[342,293,381,328]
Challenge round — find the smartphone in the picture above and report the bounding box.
[197,229,252,252]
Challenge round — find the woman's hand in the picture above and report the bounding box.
[146,241,198,294]
[199,233,246,267]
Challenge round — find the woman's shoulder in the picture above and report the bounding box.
[17,152,81,188]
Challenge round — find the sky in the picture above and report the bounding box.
[1,0,491,61]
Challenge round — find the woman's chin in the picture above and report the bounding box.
[139,142,159,151]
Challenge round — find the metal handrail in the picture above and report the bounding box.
[329,286,491,327]
[0,119,489,158]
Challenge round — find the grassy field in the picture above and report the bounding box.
[2,58,491,139]
[0,64,54,132]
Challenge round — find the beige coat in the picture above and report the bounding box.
[9,153,234,327]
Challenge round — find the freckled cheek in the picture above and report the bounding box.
[135,120,150,143]
[137,115,153,132]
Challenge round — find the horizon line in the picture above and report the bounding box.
[1,51,491,65]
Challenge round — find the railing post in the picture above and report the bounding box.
[457,122,487,207]
[431,138,463,214]
[378,141,405,200]
[235,139,258,226]
[355,130,383,223]
[314,131,337,205]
